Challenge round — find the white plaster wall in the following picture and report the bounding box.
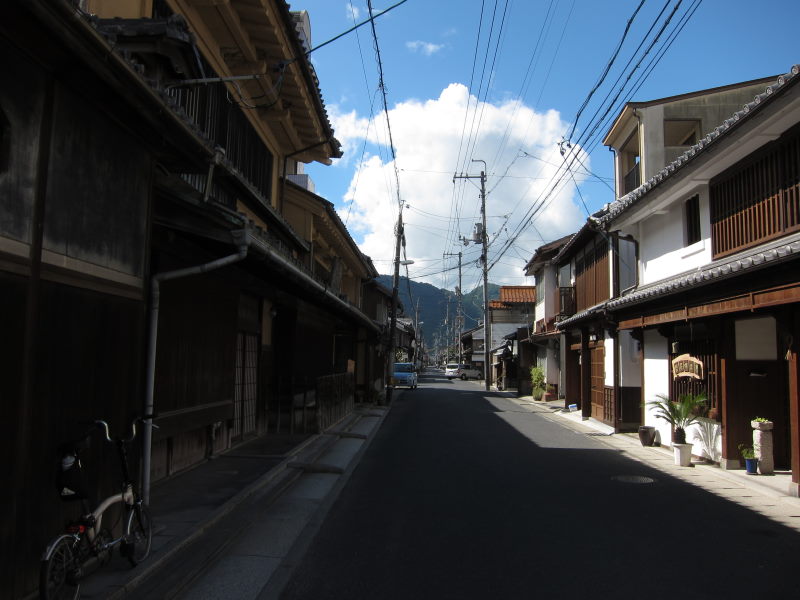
[546,342,559,386]
[639,189,712,285]
[544,266,557,319]
[534,271,545,323]
[686,419,722,462]
[643,329,671,444]
[618,330,642,387]
[604,334,614,387]
[640,105,665,181]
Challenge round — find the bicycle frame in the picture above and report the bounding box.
[87,484,136,543]
[43,420,140,561]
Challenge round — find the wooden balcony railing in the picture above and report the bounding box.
[534,319,546,334]
[556,286,576,320]
[711,129,800,258]
[623,163,640,195]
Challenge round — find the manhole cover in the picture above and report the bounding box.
[612,475,656,484]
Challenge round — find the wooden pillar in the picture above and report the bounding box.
[581,328,591,419]
[719,319,735,469]
[789,310,800,496]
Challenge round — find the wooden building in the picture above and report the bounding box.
[1,1,386,596]
[521,234,572,399]
[553,219,641,431]
[600,66,800,487]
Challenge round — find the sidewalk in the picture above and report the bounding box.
[78,403,390,599]
[509,394,800,532]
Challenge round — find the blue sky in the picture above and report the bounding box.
[291,0,799,293]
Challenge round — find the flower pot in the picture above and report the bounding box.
[751,420,773,431]
[673,443,693,467]
[744,457,759,474]
[638,426,656,447]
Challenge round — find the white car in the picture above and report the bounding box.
[445,363,460,379]
[445,364,483,380]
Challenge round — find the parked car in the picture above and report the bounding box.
[461,365,483,380]
[445,363,483,380]
[392,362,418,389]
[445,363,460,379]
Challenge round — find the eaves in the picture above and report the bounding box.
[555,302,610,330]
[607,231,800,313]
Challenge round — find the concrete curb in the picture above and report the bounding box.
[255,399,394,600]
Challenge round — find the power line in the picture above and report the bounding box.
[566,0,646,143]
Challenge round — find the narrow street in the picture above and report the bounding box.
[273,371,800,599]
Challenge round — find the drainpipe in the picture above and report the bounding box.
[142,229,249,504]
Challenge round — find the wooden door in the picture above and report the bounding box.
[728,360,789,468]
[590,344,605,422]
[232,331,259,442]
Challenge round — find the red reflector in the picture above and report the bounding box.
[66,524,86,534]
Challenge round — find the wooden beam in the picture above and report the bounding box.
[617,280,800,329]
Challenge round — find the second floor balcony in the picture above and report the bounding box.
[623,163,641,195]
[556,287,577,321]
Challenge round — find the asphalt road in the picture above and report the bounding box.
[280,371,800,599]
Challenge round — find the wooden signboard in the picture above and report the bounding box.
[671,353,704,380]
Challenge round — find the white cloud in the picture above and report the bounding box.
[346,2,360,20]
[406,40,444,56]
[327,84,586,289]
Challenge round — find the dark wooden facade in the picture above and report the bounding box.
[556,228,620,428]
[1,6,153,596]
[1,2,386,597]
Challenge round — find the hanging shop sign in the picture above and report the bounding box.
[671,353,704,380]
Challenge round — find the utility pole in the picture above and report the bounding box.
[453,160,490,391]
[444,251,463,365]
[386,205,404,404]
[444,300,450,361]
[413,298,420,366]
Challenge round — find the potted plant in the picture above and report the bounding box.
[751,416,773,431]
[646,392,707,466]
[530,366,546,401]
[739,443,758,474]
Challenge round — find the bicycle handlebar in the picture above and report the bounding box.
[91,416,158,444]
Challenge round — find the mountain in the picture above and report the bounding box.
[375,275,500,350]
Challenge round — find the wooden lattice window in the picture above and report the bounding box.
[710,127,800,258]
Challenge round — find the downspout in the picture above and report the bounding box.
[142,229,249,504]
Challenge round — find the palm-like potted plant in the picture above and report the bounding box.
[646,392,707,466]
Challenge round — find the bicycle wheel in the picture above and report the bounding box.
[124,502,152,566]
[40,536,81,600]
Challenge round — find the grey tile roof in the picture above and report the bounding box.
[555,303,607,330]
[600,64,800,227]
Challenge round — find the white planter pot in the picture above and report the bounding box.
[673,443,693,467]
[751,420,773,431]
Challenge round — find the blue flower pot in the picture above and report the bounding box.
[745,458,758,474]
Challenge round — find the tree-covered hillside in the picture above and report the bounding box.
[375,275,499,350]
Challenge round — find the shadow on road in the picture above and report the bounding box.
[282,383,800,599]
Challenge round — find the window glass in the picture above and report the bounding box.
[685,195,701,246]
[558,263,571,287]
[618,237,637,292]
